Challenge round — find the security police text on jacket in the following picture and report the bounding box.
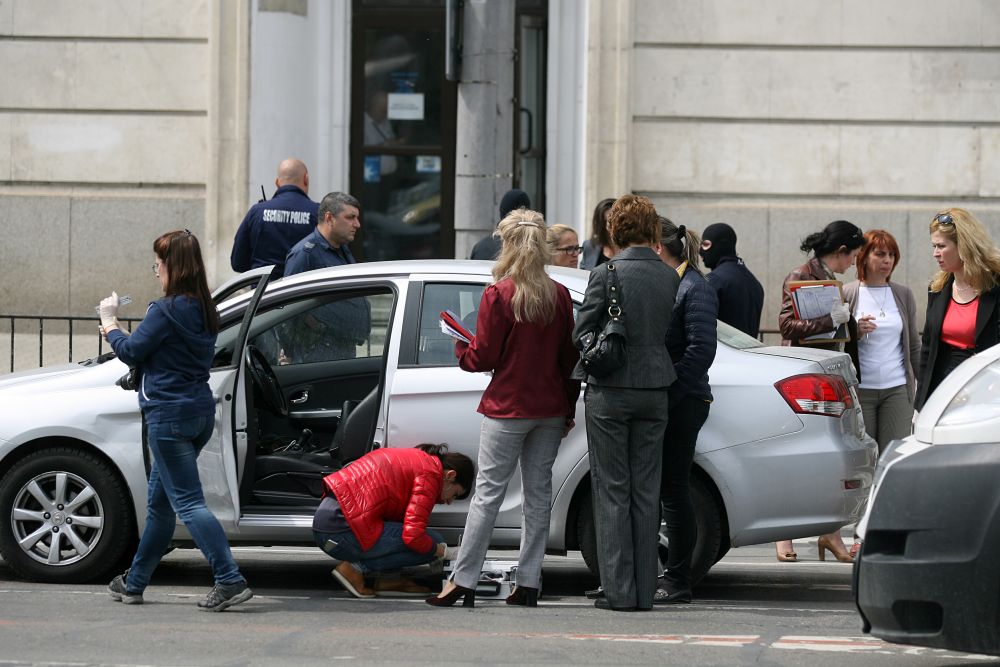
[230,158,318,278]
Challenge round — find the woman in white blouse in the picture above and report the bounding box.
[843,230,920,454]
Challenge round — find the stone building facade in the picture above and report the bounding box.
[1,0,997,336]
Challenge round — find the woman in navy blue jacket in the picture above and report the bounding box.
[653,217,717,605]
[99,230,252,612]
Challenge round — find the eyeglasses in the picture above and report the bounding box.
[152,261,162,277]
[935,212,954,226]
[556,245,583,256]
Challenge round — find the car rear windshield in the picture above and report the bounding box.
[716,320,764,350]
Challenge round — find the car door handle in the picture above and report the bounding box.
[290,390,309,404]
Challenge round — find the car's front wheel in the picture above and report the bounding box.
[0,447,134,583]
[578,474,725,587]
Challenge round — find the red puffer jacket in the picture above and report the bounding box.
[321,447,443,554]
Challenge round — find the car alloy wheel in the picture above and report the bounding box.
[0,447,133,582]
[11,470,105,567]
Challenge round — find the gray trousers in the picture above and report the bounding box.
[450,415,565,589]
[585,385,669,609]
[858,384,911,454]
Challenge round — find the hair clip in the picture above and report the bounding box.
[516,221,540,228]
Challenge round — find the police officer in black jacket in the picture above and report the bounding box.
[231,158,319,278]
[699,223,765,339]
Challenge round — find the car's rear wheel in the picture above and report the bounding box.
[0,447,134,583]
[578,474,725,587]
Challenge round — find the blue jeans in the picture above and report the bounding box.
[126,415,245,594]
[313,522,444,575]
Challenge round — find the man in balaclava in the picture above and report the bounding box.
[469,189,532,260]
[700,222,765,338]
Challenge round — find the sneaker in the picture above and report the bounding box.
[107,570,143,605]
[584,585,605,599]
[652,586,692,605]
[373,575,431,597]
[332,561,376,598]
[197,581,253,612]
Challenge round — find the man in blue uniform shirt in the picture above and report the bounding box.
[283,192,370,362]
[231,158,318,278]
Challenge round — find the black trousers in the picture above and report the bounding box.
[660,395,711,592]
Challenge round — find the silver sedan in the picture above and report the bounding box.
[0,261,876,584]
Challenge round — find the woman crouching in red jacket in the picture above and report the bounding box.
[313,444,474,598]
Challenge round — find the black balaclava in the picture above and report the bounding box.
[498,189,531,223]
[699,222,738,269]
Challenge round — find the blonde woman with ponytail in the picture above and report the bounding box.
[427,209,581,609]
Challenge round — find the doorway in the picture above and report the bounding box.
[350,1,456,262]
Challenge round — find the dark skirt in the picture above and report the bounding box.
[929,343,975,398]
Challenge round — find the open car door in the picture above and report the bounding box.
[196,267,274,528]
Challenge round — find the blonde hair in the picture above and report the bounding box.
[493,209,556,324]
[929,207,1000,293]
[546,224,578,251]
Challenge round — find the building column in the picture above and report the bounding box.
[206,0,251,284]
[583,0,631,220]
[453,0,516,259]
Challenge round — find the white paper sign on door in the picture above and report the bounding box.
[388,92,424,120]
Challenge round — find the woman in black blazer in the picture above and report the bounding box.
[916,208,1000,411]
[574,195,679,612]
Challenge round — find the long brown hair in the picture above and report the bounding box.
[492,209,556,324]
[153,230,219,333]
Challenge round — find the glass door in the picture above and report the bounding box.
[514,11,547,212]
[351,3,456,261]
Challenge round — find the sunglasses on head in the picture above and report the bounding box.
[935,213,954,226]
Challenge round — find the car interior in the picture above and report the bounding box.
[214,287,396,510]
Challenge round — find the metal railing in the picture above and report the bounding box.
[2,315,143,373]
[1,315,782,375]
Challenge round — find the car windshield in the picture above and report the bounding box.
[716,320,764,349]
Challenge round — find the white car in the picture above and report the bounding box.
[855,342,1000,656]
[0,261,876,584]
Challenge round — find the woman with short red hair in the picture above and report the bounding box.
[843,229,920,453]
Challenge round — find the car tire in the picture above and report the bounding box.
[578,474,725,587]
[0,447,134,583]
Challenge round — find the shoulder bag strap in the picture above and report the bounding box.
[606,263,623,322]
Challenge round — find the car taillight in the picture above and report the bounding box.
[774,373,853,417]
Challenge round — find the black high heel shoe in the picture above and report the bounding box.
[425,584,475,608]
[505,586,538,607]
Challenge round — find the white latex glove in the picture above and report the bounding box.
[99,292,120,329]
[830,301,850,326]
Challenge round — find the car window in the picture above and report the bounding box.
[716,320,764,349]
[213,288,393,367]
[417,283,485,366]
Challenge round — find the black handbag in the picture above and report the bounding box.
[579,262,627,377]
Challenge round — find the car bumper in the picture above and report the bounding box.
[854,442,1000,656]
[702,416,876,546]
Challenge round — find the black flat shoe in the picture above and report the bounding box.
[425,585,475,608]
[594,598,636,612]
[506,586,538,607]
[584,586,605,599]
[652,587,692,605]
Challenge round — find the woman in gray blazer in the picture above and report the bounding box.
[843,230,920,453]
[574,195,679,611]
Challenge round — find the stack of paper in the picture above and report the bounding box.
[439,309,473,344]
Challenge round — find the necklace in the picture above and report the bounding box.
[865,284,890,318]
[953,280,979,301]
